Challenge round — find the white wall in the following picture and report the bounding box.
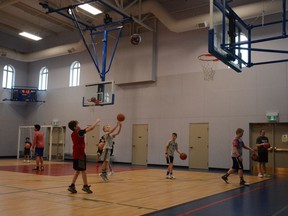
[1,23,288,170]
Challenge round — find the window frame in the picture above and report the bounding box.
[69,61,81,87]
[2,64,15,89]
[38,67,48,90]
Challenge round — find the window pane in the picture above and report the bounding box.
[2,65,14,89]
[69,61,80,87]
[39,67,48,90]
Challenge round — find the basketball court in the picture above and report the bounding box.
[0,159,280,216]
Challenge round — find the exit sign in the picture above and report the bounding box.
[266,112,279,122]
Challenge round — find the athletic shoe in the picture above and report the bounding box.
[99,173,108,181]
[27,160,30,163]
[258,173,263,178]
[221,175,229,184]
[170,175,176,179]
[82,185,93,194]
[166,174,171,179]
[24,160,26,163]
[108,171,114,176]
[32,167,39,171]
[264,173,271,177]
[68,185,77,194]
[40,166,44,171]
[240,180,249,186]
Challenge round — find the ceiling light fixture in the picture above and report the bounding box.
[78,4,102,15]
[19,32,42,41]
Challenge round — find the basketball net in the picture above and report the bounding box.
[198,54,218,81]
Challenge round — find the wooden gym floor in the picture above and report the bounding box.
[0,159,285,216]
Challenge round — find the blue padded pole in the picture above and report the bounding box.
[101,30,108,82]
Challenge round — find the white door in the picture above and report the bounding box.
[85,125,100,155]
[132,124,148,165]
[189,123,209,169]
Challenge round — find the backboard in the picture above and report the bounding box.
[82,80,115,107]
[209,0,250,72]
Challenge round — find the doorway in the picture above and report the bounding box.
[250,123,288,176]
[132,124,148,166]
[189,123,209,169]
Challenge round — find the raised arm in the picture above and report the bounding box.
[112,122,122,137]
[85,118,100,133]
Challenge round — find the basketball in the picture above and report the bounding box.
[98,142,104,150]
[90,97,96,102]
[25,143,30,149]
[251,153,259,161]
[117,113,125,122]
[180,153,187,160]
[263,142,271,149]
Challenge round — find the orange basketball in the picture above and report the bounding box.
[180,153,187,160]
[263,142,271,149]
[25,143,30,149]
[117,113,125,122]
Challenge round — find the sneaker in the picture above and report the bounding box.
[108,171,114,176]
[258,173,263,178]
[82,185,93,194]
[240,180,249,186]
[99,173,108,181]
[170,175,176,179]
[166,174,171,179]
[32,167,39,171]
[40,166,44,171]
[221,175,229,184]
[68,185,77,194]
[24,160,26,163]
[264,173,271,177]
[27,160,30,163]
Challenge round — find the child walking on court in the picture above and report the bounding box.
[165,132,182,179]
[100,121,122,181]
[68,118,100,194]
[221,128,255,185]
[24,137,32,163]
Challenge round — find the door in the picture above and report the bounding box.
[189,123,209,169]
[85,125,100,155]
[250,123,288,176]
[132,124,148,165]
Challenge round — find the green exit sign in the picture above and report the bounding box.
[266,112,278,122]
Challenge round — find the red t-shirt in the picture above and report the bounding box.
[71,129,86,159]
[32,131,45,149]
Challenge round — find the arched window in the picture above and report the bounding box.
[39,67,48,90]
[2,65,15,89]
[69,61,80,87]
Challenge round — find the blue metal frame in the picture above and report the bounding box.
[40,0,132,81]
[209,0,288,72]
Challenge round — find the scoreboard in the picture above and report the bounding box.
[11,88,37,102]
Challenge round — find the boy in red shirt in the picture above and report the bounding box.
[68,118,100,194]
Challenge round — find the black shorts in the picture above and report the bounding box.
[166,156,174,164]
[258,149,268,163]
[73,155,86,171]
[24,149,30,156]
[232,157,243,170]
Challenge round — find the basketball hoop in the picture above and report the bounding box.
[198,53,219,81]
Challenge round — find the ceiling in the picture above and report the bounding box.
[0,0,280,55]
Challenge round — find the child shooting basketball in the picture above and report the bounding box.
[68,118,100,194]
[221,128,255,186]
[100,121,122,181]
[165,133,182,179]
[24,137,32,163]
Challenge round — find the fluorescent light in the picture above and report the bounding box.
[19,32,42,41]
[78,4,102,15]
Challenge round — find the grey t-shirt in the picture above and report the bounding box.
[167,140,178,156]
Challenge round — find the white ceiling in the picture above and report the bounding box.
[0,0,279,54]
